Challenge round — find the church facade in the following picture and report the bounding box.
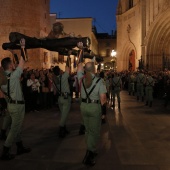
[116,0,170,71]
[0,0,50,68]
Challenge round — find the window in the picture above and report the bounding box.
[129,0,133,9]
[105,42,110,47]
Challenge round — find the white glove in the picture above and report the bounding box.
[69,32,75,37]
[77,42,84,49]
[20,38,25,48]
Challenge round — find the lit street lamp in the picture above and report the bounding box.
[111,50,117,57]
[111,50,117,70]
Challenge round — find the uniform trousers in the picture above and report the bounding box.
[58,96,71,127]
[145,86,153,102]
[128,83,135,93]
[112,88,121,103]
[4,103,25,147]
[80,103,101,152]
[137,83,144,98]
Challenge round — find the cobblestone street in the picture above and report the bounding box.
[0,91,170,170]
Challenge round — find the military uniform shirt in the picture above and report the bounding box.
[113,76,122,88]
[77,71,107,100]
[1,67,24,101]
[54,72,70,94]
[136,73,145,84]
[146,76,154,86]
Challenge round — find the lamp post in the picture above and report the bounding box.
[111,50,117,70]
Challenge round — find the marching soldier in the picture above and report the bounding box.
[136,70,145,101]
[145,72,154,107]
[53,56,71,138]
[112,72,122,109]
[128,72,135,96]
[0,39,31,160]
[77,43,107,166]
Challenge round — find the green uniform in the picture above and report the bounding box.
[145,76,154,104]
[54,72,71,127]
[112,76,122,104]
[78,71,107,152]
[1,67,25,147]
[128,74,135,95]
[136,73,145,100]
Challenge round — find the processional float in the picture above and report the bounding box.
[2,32,103,63]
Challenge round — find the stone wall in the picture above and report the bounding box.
[116,0,170,71]
[0,0,51,69]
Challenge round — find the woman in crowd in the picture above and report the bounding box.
[27,73,40,112]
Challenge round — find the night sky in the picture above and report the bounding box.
[50,0,119,34]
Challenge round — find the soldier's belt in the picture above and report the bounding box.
[82,98,99,104]
[9,100,25,104]
[60,92,70,96]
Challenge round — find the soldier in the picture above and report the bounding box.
[99,71,107,124]
[145,72,154,107]
[128,72,135,96]
[53,59,71,138]
[0,39,31,160]
[136,70,145,101]
[77,46,107,166]
[112,72,122,109]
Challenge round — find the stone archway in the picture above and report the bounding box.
[146,8,170,70]
[129,50,135,71]
[121,42,137,71]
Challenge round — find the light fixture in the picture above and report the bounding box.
[111,50,117,57]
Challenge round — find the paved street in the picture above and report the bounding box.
[0,91,170,170]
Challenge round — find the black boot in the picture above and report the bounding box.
[118,102,121,109]
[79,124,85,135]
[83,150,96,166]
[82,150,89,164]
[64,125,70,135]
[149,102,152,107]
[59,126,66,138]
[145,101,148,106]
[142,97,144,102]
[1,146,15,160]
[0,129,7,140]
[16,141,31,155]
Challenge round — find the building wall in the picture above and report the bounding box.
[0,0,51,68]
[116,0,141,71]
[116,0,170,71]
[97,37,117,70]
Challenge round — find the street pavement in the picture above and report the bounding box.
[0,91,170,170]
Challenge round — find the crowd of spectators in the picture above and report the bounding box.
[0,68,170,116]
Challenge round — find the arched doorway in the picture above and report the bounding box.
[146,8,170,70]
[129,50,135,71]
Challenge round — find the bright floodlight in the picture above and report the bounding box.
[111,50,117,57]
